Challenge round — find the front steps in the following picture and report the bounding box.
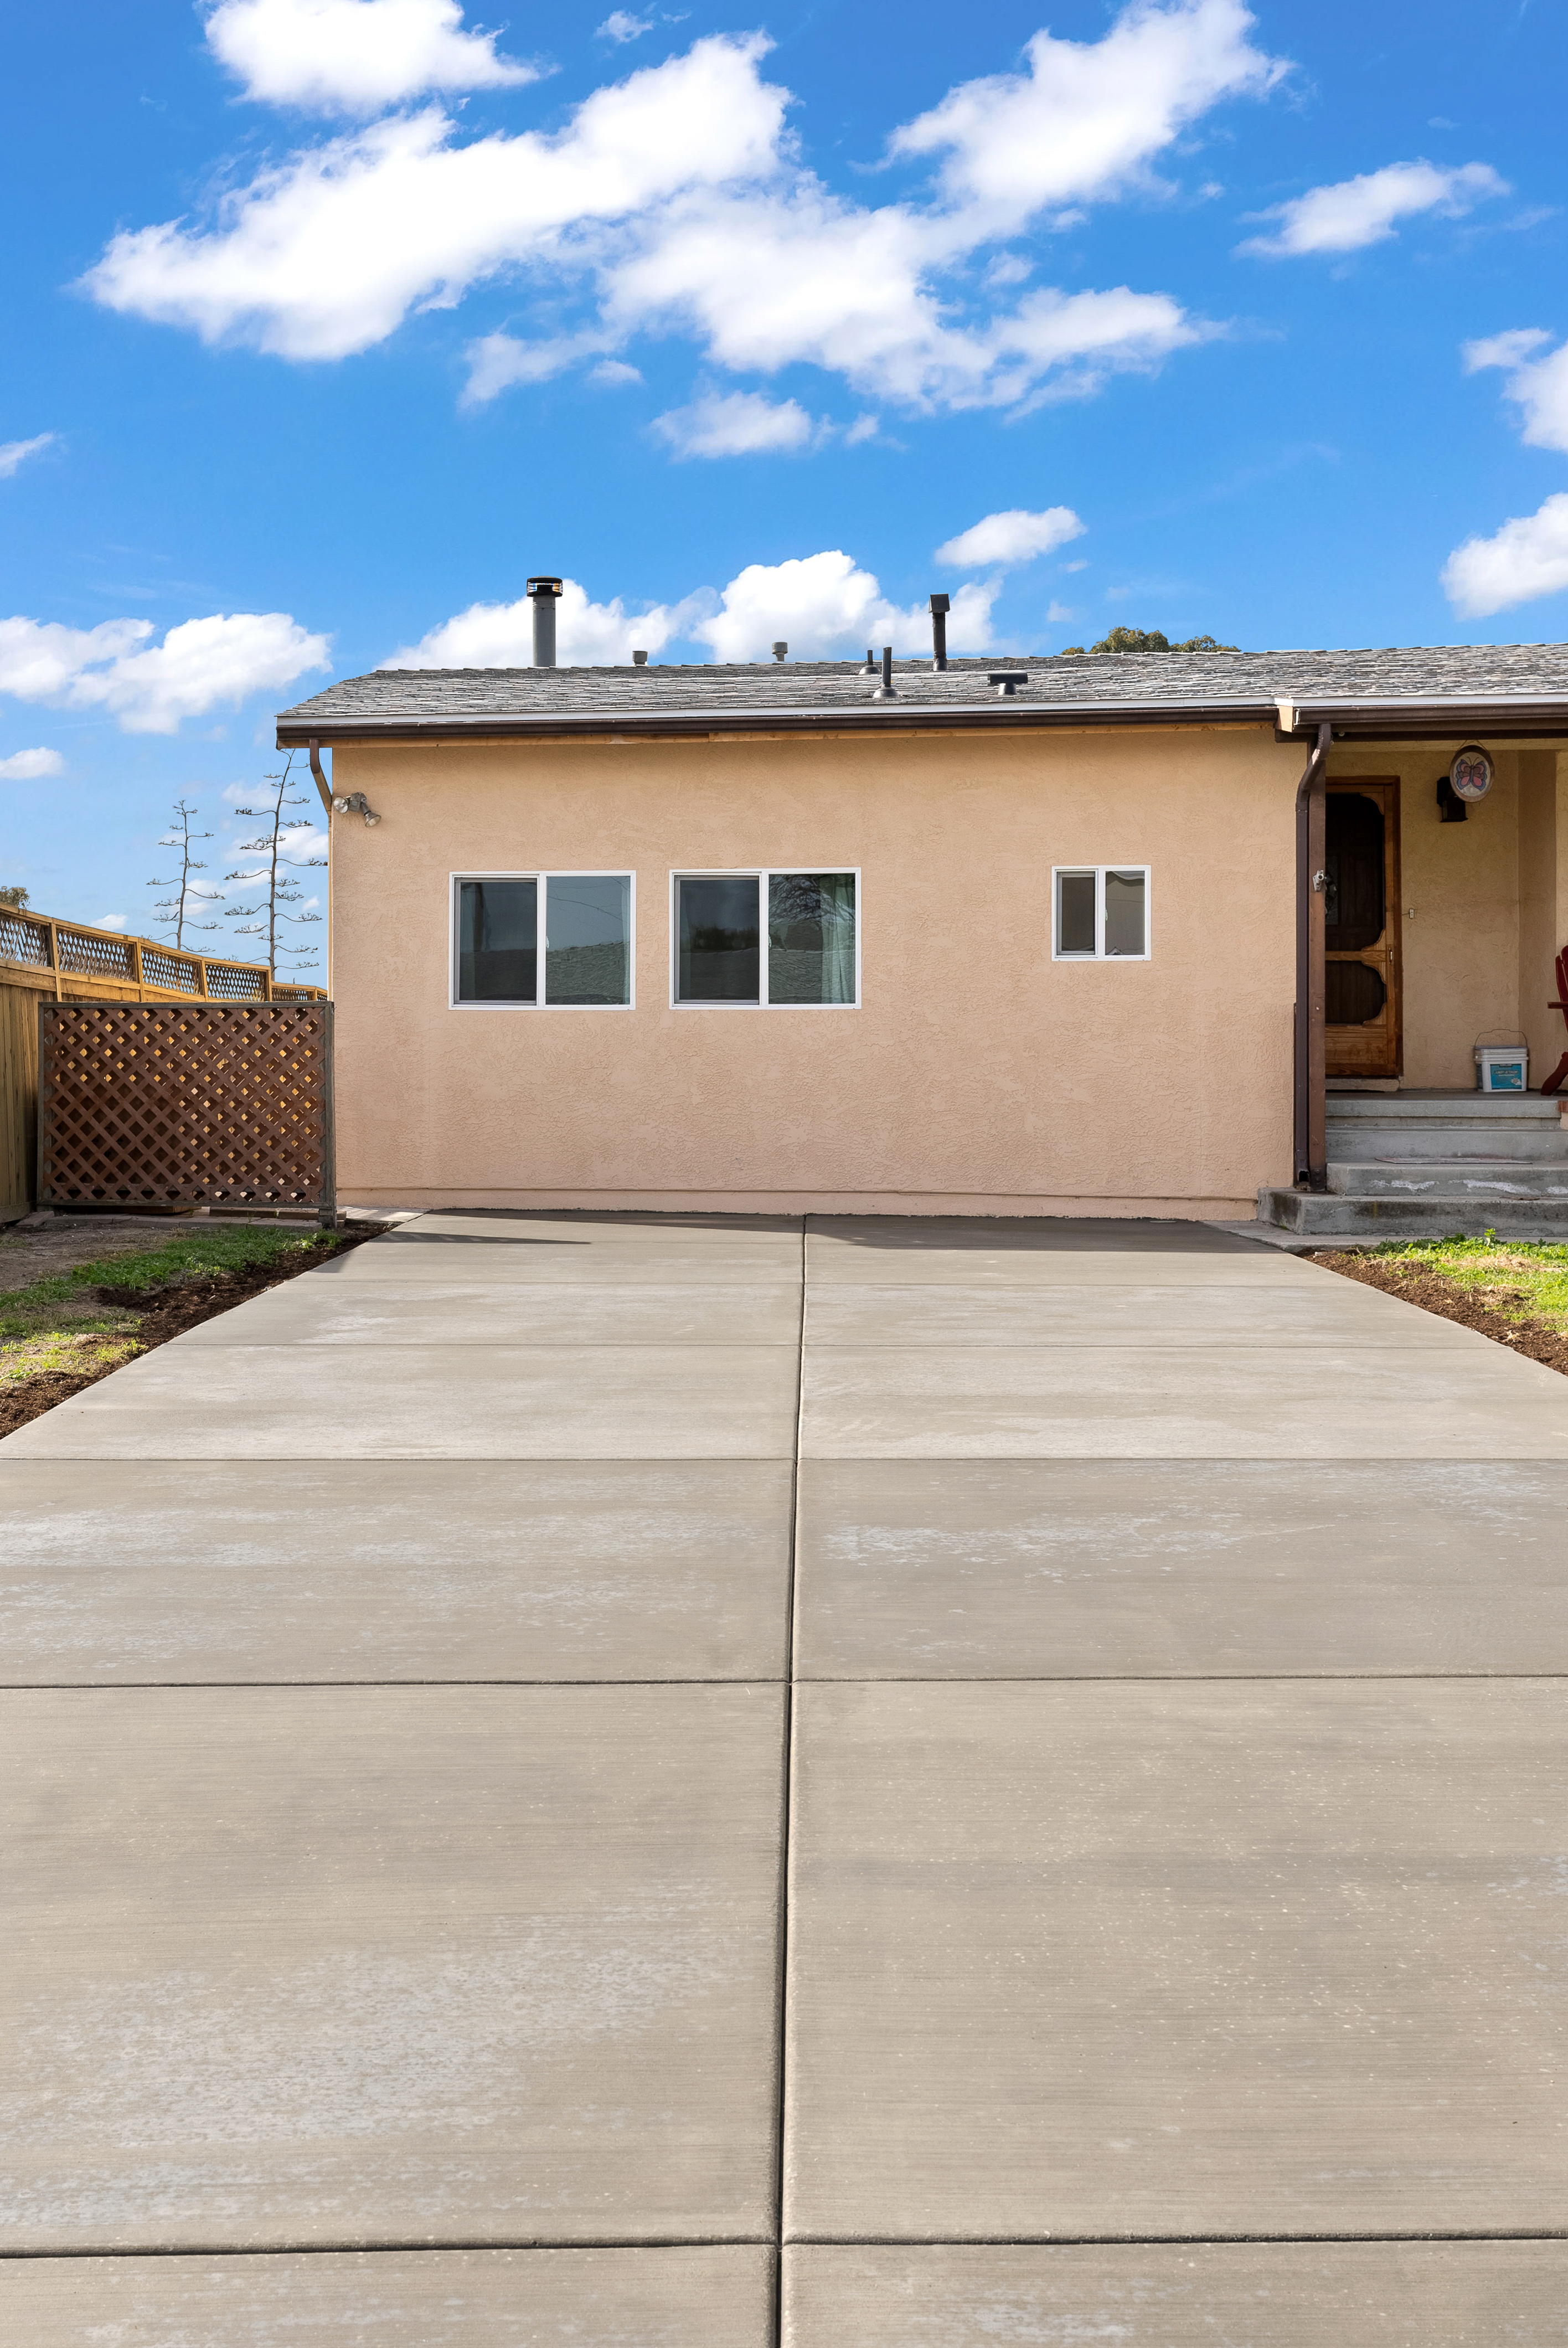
[1258,1090,1568,1239]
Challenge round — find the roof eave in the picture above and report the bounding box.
[277,696,1281,748]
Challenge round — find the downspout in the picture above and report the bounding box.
[309,738,333,1000]
[1291,717,1333,1189]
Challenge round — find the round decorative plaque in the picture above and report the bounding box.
[1451,743,1493,801]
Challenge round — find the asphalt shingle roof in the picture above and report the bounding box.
[278,641,1568,739]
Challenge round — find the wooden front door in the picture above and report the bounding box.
[1325,779,1401,1078]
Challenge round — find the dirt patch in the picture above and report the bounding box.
[0,1229,382,1439]
[1312,1252,1568,1375]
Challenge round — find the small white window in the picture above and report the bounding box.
[671,870,859,1007]
[1052,867,1150,960]
[451,873,634,1007]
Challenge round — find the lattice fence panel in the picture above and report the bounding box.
[204,960,270,1000]
[55,926,135,981]
[138,946,203,995]
[39,1002,333,1207]
[1,910,50,969]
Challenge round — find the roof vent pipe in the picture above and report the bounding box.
[873,646,898,701]
[929,593,950,672]
[527,575,563,667]
[772,640,788,662]
[859,647,876,674]
[632,649,648,666]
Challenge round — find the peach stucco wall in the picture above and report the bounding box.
[327,723,1306,1214]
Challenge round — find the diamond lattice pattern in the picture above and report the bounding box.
[40,1003,331,1205]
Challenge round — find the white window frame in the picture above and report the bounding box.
[669,867,862,1009]
[448,870,637,1010]
[1051,864,1152,962]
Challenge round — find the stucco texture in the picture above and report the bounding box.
[327,726,1301,1214]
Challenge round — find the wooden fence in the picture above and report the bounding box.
[37,1001,335,1219]
[2,907,327,1221]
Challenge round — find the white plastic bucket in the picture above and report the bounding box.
[1476,1043,1528,1092]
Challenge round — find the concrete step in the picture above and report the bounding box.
[1327,1160,1568,1199]
[1258,1184,1568,1238]
[1325,1091,1568,1164]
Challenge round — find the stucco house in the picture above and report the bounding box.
[277,625,1568,1233]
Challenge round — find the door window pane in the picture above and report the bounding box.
[457,878,536,1001]
[1104,869,1146,956]
[678,876,760,1001]
[545,874,631,1004]
[1056,871,1096,955]
[768,872,857,1003]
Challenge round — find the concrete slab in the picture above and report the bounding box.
[1,1343,801,1459]
[804,1277,1477,1347]
[6,2246,776,2345]
[793,1459,1568,1678]
[811,1217,1263,1257]
[177,1279,804,1348]
[324,1238,806,1286]
[807,1237,1319,1288]
[782,2243,1568,2346]
[1,1459,793,1683]
[389,1211,803,1243]
[799,1341,1568,1458]
[786,1679,1568,2240]
[2,1686,785,2249]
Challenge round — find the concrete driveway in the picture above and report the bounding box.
[3,1212,1566,2342]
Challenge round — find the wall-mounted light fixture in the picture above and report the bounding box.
[1436,742,1493,824]
[331,791,380,827]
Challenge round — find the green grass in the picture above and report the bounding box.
[0,1224,343,1377]
[1363,1233,1568,1335]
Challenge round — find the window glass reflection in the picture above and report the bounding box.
[546,875,631,1004]
[1104,869,1146,956]
[458,879,536,1001]
[1056,871,1096,956]
[678,876,760,1001]
[768,872,857,1003]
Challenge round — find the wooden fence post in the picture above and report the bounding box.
[318,1002,337,1229]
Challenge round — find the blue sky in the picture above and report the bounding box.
[4,0,1567,954]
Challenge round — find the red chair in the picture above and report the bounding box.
[1543,946,1568,1094]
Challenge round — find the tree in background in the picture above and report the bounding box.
[1059,626,1240,655]
[224,753,325,978]
[147,798,220,949]
[0,884,28,909]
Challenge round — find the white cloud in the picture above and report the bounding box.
[87,8,1278,419]
[85,37,785,362]
[0,433,55,480]
[1442,492,1568,617]
[98,914,129,931]
[386,551,1002,668]
[1463,327,1568,454]
[0,612,329,734]
[597,9,652,39]
[692,551,998,663]
[203,0,535,112]
[590,358,642,385]
[1045,601,1077,622]
[0,745,64,779]
[1239,159,1507,258]
[652,390,815,458]
[385,578,705,666]
[936,506,1085,568]
[892,0,1283,225]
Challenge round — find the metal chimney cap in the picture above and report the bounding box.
[632,650,648,666]
[929,593,951,615]
[771,641,788,661]
[988,670,1029,697]
[525,576,564,598]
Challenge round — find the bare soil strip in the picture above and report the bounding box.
[0,1231,378,1438]
[1313,1250,1568,1375]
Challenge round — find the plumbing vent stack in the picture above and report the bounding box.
[929,593,950,671]
[527,575,563,667]
[772,641,788,663]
